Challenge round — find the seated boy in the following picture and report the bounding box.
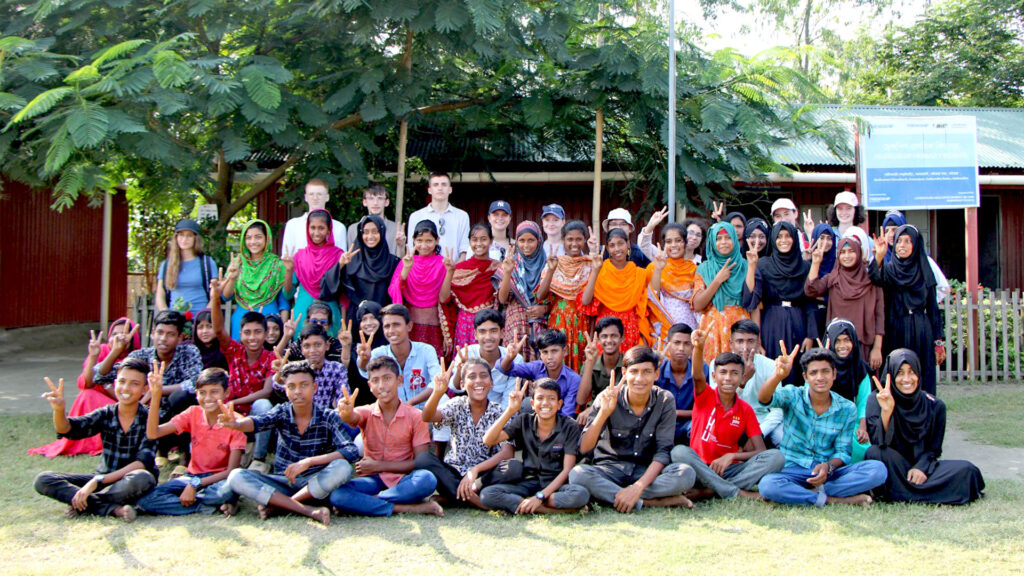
[654,323,708,444]
[577,316,624,422]
[669,327,785,500]
[569,346,696,513]
[480,378,590,514]
[209,281,276,415]
[756,346,887,506]
[499,329,580,417]
[356,304,440,409]
[136,367,246,515]
[34,358,158,522]
[277,301,345,363]
[713,320,784,447]
[415,358,514,509]
[329,356,443,517]
[223,361,359,524]
[448,309,523,409]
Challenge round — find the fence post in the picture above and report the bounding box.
[1015,290,1022,383]
[989,292,998,382]
[955,294,965,382]
[1001,290,1009,382]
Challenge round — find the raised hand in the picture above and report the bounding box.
[338,248,361,267]
[400,250,415,280]
[110,324,138,355]
[42,377,65,410]
[507,378,527,413]
[430,357,454,398]
[810,238,825,264]
[645,205,671,232]
[87,330,103,357]
[283,313,302,339]
[596,369,622,414]
[395,222,407,248]
[216,400,239,428]
[356,330,372,366]
[501,245,516,275]
[774,340,799,380]
[583,331,600,363]
[692,321,713,349]
[280,247,295,272]
[872,374,894,414]
[590,246,606,271]
[337,385,359,422]
[745,237,759,267]
[209,271,225,296]
[873,228,888,262]
[653,243,668,269]
[507,334,529,359]
[713,259,736,285]
[443,247,456,272]
[226,253,242,278]
[147,360,167,400]
[586,225,600,255]
[803,209,815,232]
[711,201,725,222]
[545,254,559,272]
[338,319,353,347]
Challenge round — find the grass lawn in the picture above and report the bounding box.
[4,413,1023,576]
[939,383,1024,447]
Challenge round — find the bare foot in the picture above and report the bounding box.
[643,495,695,509]
[826,494,873,507]
[220,502,239,517]
[394,501,445,516]
[462,491,488,511]
[429,494,449,505]
[64,506,80,519]
[737,490,763,501]
[112,505,136,523]
[684,488,716,501]
[309,506,331,525]
[257,504,271,521]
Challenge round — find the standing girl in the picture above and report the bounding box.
[220,219,291,339]
[441,223,498,351]
[292,209,352,337]
[156,219,218,313]
[581,228,651,352]
[647,223,699,337]
[691,222,750,359]
[326,214,399,322]
[536,220,593,372]
[496,221,549,359]
[389,220,447,358]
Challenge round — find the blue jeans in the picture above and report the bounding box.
[328,470,437,516]
[227,459,353,505]
[758,461,888,506]
[250,399,273,460]
[136,473,236,515]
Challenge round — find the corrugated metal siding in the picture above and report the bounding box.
[0,182,128,327]
[255,182,288,251]
[1000,190,1024,290]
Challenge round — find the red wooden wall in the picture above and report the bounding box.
[0,181,128,328]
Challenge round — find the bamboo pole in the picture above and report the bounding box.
[592,109,604,227]
[396,119,408,227]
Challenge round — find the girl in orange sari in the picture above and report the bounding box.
[581,228,652,352]
[646,222,699,344]
[536,220,593,372]
[691,222,752,359]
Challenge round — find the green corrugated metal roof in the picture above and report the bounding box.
[772,104,1024,169]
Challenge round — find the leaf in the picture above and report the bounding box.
[0,92,28,111]
[153,50,192,88]
[0,36,36,53]
[465,0,502,34]
[65,64,100,84]
[434,0,470,33]
[240,66,281,109]
[358,69,385,94]
[44,126,73,175]
[67,104,110,148]
[15,59,60,82]
[207,92,240,116]
[332,140,364,174]
[106,109,147,134]
[324,82,359,113]
[187,0,217,17]
[219,128,251,162]
[357,92,387,122]
[6,86,73,127]
[522,96,553,128]
[91,39,149,67]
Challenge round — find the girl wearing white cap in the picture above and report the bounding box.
[827,191,874,259]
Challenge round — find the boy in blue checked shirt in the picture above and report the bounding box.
[222,361,358,525]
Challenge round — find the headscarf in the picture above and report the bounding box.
[264,314,284,351]
[821,237,880,347]
[192,309,227,370]
[881,210,908,264]
[344,215,399,306]
[354,300,387,349]
[234,219,286,310]
[882,348,936,443]
[744,217,772,258]
[593,230,650,315]
[724,211,747,232]
[758,221,810,301]
[826,319,869,403]
[503,221,546,308]
[388,221,446,308]
[549,221,592,300]
[450,257,499,309]
[294,209,344,299]
[883,225,936,312]
[696,222,748,310]
[811,223,837,276]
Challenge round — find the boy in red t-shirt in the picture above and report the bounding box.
[137,367,247,515]
[670,326,785,500]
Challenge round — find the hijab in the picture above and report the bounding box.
[696,222,748,310]
[345,215,399,305]
[826,319,869,403]
[388,220,446,308]
[822,237,880,346]
[192,309,227,370]
[235,219,286,310]
[883,225,936,312]
[744,217,772,258]
[264,314,284,351]
[882,348,936,443]
[811,223,837,276]
[881,210,907,264]
[758,221,810,301]
[724,211,747,232]
[355,300,388,349]
[504,221,546,308]
[294,209,344,299]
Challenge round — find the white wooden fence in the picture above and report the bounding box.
[939,290,1023,383]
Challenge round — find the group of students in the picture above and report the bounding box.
[30,174,984,523]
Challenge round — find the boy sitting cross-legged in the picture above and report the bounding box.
[136,367,246,516]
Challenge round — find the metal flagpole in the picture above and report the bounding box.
[667,0,677,223]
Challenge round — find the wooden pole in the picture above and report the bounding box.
[592,109,604,227]
[396,120,408,226]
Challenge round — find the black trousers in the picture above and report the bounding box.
[413,452,516,502]
[34,470,156,516]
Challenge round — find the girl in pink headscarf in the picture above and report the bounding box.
[389,220,447,358]
[292,209,355,337]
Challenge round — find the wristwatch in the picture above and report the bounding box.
[535,491,546,501]
[92,474,105,485]
[827,462,836,476]
[188,476,203,489]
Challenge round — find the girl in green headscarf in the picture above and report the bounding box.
[221,219,293,339]
[691,221,753,359]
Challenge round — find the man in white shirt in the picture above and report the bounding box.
[406,172,470,261]
[281,179,347,255]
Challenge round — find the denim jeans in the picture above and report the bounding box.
[136,473,236,515]
[670,446,786,499]
[250,399,273,460]
[34,470,156,516]
[758,461,888,506]
[568,461,695,511]
[227,459,353,505]
[328,470,437,516]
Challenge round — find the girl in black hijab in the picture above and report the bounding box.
[346,300,387,406]
[826,318,871,462]
[865,349,984,504]
[743,218,771,259]
[323,214,400,322]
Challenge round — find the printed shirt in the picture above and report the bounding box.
[309,360,350,412]
[447,344,523,409]
[249,402,359,474]
[359,342,441,408]
[500,361,580,417]
[354,402,432,487]
[59,404,158,478]
[762,384,858,468]
[436,396,511,476]
[689,384,762,464]
[503,412,581,484]
[586,385,676,468]
[96,344,203,393]
[172,405,247,475]
[221,339,275,412]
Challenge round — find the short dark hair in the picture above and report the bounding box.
[281,360,317,382]
[800,347,836,372]
[470,222,492,240]
[535,329,567,350]
[364,184,389,198]
[563,220,588,239]
[428,171,451,182]
[196,367,230,390]
[240,311,267,331]
[667,323,693,339]
[307,301,333,325]
[474,308,504,329]
[731,319,761,337]
[153,310,185,334]
[623,346,660,369]
[118,357,151,376]
[533,378,562,400]
[595,316,624,337]
[381,303,410,323]
[714,352,744,370]
[661,222,687,242]
[462,357,492,376]
[367,356,401,377]
[299,322,329,343]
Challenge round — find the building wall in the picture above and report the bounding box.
[0,182,128,328]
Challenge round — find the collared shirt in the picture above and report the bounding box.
[503,413,581,484]
[711,354,784,432]
[500,361,580,417]
[656,359,707,440]
[95,344,203,393]
[347,217,398,254]
[281,212,346,255]
[761,384,858,468]
[309,360,350,412]
[221,339,275,413]
[447,344,523,408]
[407,204,470,258]
[436,396,511,476]
[690,384,762,464]
[585,385,676,468]
[489,241,510,261]
[250,402,359,474]
[171,405,247,475]
[59,404,158,478]
[359,342,441,408]
[587,354,624,402]
[353,402,432,487]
